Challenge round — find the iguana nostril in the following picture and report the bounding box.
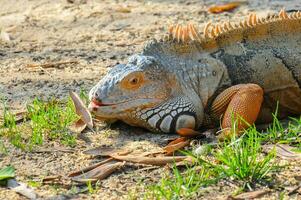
[92,97,103,106]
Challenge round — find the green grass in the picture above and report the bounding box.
[27,97,78,147]
[1,106,26,150]
[144,126,280,199]
[79,88,90,106]
[145,163,218,200]
[142,105,301,199]
[262,104,301,148]
[264,115,301,149]
[0,95,83,150]
[27,180,42,188]
[213,127,276,190]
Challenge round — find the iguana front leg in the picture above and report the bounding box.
[176,84,263,138]
[211,84,263,139]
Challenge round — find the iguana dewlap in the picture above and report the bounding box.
[88,10,301,138]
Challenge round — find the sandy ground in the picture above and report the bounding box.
[0,0,301,199]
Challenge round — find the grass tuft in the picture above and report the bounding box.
[1,106,26,150]
[0,95,83,150]
[144,126,277,198]
[145,164,218,200]
[262,104,301,148]
[213,127,276,190]
[27,97,78,147]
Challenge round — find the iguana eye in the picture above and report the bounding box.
[121,72,145,90]
[129,77,138,85]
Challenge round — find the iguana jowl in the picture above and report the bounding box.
[89,10,301,137]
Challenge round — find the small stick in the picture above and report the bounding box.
[26,60,78,69]
[134,166,160,173]
[32,148,75,153]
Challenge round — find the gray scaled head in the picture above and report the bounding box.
[89,54,198,133]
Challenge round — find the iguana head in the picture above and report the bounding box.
[89,54,200,133]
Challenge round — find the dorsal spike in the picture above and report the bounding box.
[210,25,217,38]
[222,22,229,31]
[173,24,180,41]
[248,14,254,26]
[177,25,183,43]
[292,12,299,19]
[182,25,189,42]
[159,10,301,53]
[239,21,244,28]
[189,23,201,41]
[252,14,257,25]
[279,9,288,19]
[289,12,296,19]
[203,22,212,38]
[228,21,234,29]
[214,24,222,35]
[244,19,249,27]
[257,16,263,24]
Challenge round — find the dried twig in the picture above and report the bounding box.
[42,175,61,183]
[229,190,269,200]
[134,166,160,173]
[26,60,78,69]
[68,158,114,177]
[32,147,75,153]
[71,161,125,183]
[110,154,187,166]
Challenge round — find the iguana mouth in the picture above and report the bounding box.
[89,98,162,112]
[90,98,115,107]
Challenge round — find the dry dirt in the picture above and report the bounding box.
[0,0,301,199]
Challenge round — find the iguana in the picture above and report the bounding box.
[88,10,301,138]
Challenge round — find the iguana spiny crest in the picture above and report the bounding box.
[89,9,301,135]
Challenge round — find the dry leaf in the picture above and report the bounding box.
[68,158,114,177]
[135,166,160,173]
[69,91,93,132]
[69,119,86,133]
[42,175,61,183]
[163,138,190,155]
[110,154,187,166]
[208,2,243,14]
[166,137,187,146]
[230,190,269,199]
[7,179,37,199]
[71,160,125,183]
[262,144,301,160]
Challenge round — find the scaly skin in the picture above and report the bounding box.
[89,10,301,136]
